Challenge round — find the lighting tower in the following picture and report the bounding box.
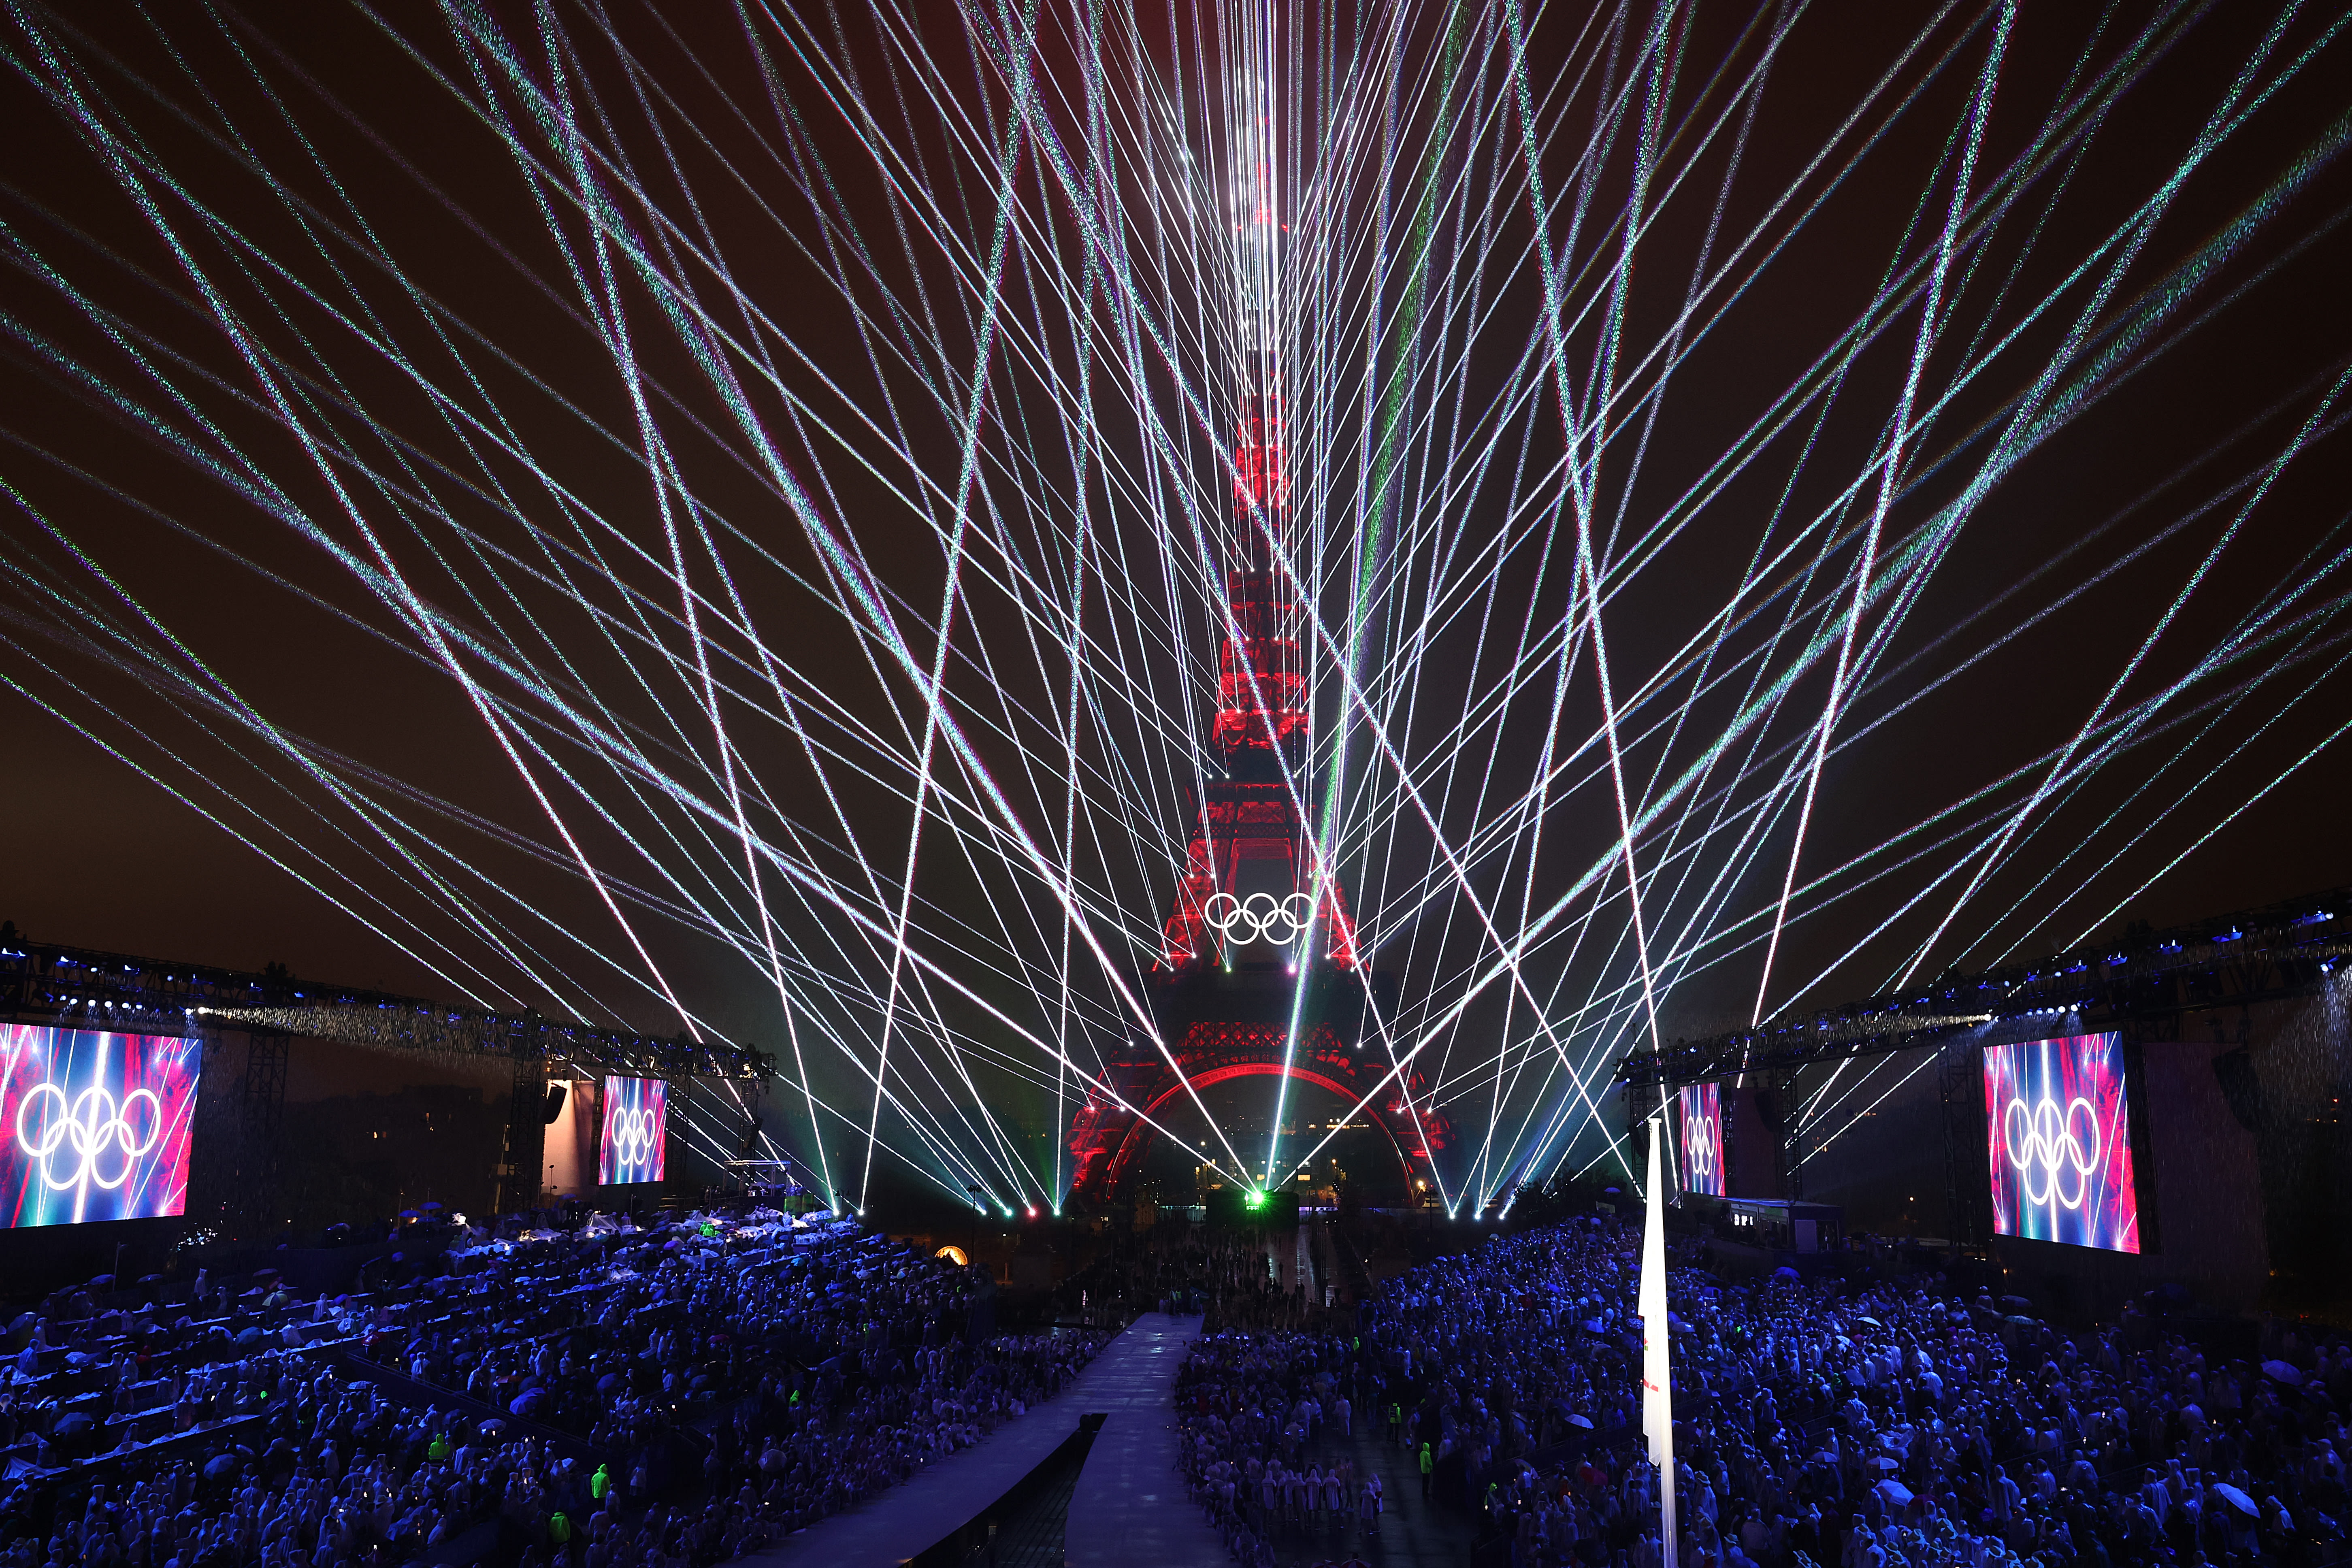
[1065,29,1449,1212]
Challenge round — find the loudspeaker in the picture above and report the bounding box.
[1751,1086,1784,1135]
[542,1082,568,1123]
[2211,1049,2260,1133]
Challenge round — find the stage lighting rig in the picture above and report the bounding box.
[1620,885,2352,1089]
[0,937,770,1084]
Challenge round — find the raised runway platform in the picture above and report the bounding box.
[748,1314,1220,1568]
[1062,1313,1227,1568]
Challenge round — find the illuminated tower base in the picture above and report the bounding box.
[1064,775,1450,1209]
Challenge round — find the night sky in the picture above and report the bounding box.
[0,2,2347,1211]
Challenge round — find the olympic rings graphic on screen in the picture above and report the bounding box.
[2000,1093,2101,1210]
[607,1104,660,1172]
[1682,1112,1719,1187]
[1201,891,1315,946]
[14,1082,164,1193]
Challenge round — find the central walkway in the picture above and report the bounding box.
[1061,1313,1227,1567]
[748,1315,1217,1568]
[747,1305,1479,1568]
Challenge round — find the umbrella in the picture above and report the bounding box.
[1856,1315,1884,1328]
[1875,1480,1915,1508]
[422,1201,445,1210]
[2215,1483,2259,1517]
[202,1452,240,1483]
[2261,1360,2303,1385]
[1564,1414,1594,1430]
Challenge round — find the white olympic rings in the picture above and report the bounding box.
[607,1103,660,1172]
[15,1082,164,1192]
[1682,1111,1719,1187]
[1201,891,1315,946]
[2000,1093,2100,1210]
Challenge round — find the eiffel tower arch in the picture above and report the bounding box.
[1066,1012,1449,1209]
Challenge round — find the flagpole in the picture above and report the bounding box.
[1642,1114,1679,1563]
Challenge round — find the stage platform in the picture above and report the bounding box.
[748,1314,1215,1568]
[1063,1312,1226,1568]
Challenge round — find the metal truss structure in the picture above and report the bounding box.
[1,936,772,1235]
[0,938,771,1081]
[1617,886,2350,1091]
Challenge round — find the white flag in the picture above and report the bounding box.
[1641,1114,1679,1562]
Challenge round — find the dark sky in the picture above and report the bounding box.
[0,1,2347,1204]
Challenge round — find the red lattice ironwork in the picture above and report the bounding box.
[1077,366,1443,1210]
[1157,782,1359,972]
[1213,396,1308,764]
[1065,1022,1446,1206]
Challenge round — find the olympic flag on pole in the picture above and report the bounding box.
[1982,1032,2139,1253]
[0,1025,201,1227]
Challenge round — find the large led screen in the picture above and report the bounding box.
[599,1075,667,1185]
[1983,1033,2139,1253]
[1,1025,201,1227]
[1676,1081,1724,1197]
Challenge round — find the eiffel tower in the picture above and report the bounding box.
[1065,106,1449,1211]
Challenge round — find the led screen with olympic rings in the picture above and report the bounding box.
[1675,1081,1724,1198]
[0,1025,201,1227]
[599,1075,668,1186]
[1982,1032,2139,1254]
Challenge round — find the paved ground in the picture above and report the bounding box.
[1062,1313,1228,1568]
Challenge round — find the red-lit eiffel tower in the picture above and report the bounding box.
[1067,96,1447,1210]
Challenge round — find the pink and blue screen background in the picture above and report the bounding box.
[1983,1032,2139,1254]
[599,1075,667,1185]
[1,1025,201,1228]
[1677,1081,1723,1197]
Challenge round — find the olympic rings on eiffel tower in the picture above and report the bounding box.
[1201,891,1316,946]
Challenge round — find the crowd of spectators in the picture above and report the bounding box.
[1172,1327,1375,1568]
[1334,1213,2352,1568]
[0,1205,1109,1568]
[0,1348,586,1568]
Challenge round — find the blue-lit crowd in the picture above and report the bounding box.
[8,1200,2350,1568]
[1176,1210,2352,1568]
[0,1208,1106,1568]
